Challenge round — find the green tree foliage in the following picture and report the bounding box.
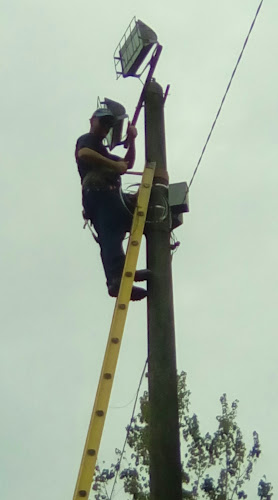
[93,372,273,500]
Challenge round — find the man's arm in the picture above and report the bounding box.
[78,148,128,175]
[124,124,137,169]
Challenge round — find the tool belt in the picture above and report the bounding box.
[83,184,118,193]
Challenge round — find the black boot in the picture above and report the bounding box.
[108,278,147,301]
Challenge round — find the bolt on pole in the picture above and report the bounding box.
[144,80,182,500]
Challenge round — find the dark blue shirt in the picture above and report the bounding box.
[75,133,121,188]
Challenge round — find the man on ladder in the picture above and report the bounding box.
[75,108,149,300]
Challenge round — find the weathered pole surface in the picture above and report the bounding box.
[144,80,182,500]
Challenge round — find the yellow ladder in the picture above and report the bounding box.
[73,162,155,499]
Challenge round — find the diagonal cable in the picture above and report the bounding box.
[188,0,264,190]
[109,358,148,500]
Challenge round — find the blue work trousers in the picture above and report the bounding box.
[82,188,133,287]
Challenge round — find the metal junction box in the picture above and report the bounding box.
[168,182,189,230]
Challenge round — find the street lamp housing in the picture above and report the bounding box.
[97,97,128,150]
[114,18,158,78]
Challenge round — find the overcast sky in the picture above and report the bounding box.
[1,0,277,499]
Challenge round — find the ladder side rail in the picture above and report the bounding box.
[73,162,155,499]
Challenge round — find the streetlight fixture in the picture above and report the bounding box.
[113,17,163,137]
[96,96,128,150]
[114,18,158,78]
[96,19,161,151]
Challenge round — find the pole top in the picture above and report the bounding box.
[146,79,164,96]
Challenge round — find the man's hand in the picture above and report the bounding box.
[124,122,137,169]
[116,160,129,174]
[126,122,138,142]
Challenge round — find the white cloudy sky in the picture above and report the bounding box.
[1,0,277,499]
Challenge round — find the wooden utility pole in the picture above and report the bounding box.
[144,80,182,500]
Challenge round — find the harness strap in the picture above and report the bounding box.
[82,211,100,244]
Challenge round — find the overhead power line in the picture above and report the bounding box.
[188,0,265,190]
